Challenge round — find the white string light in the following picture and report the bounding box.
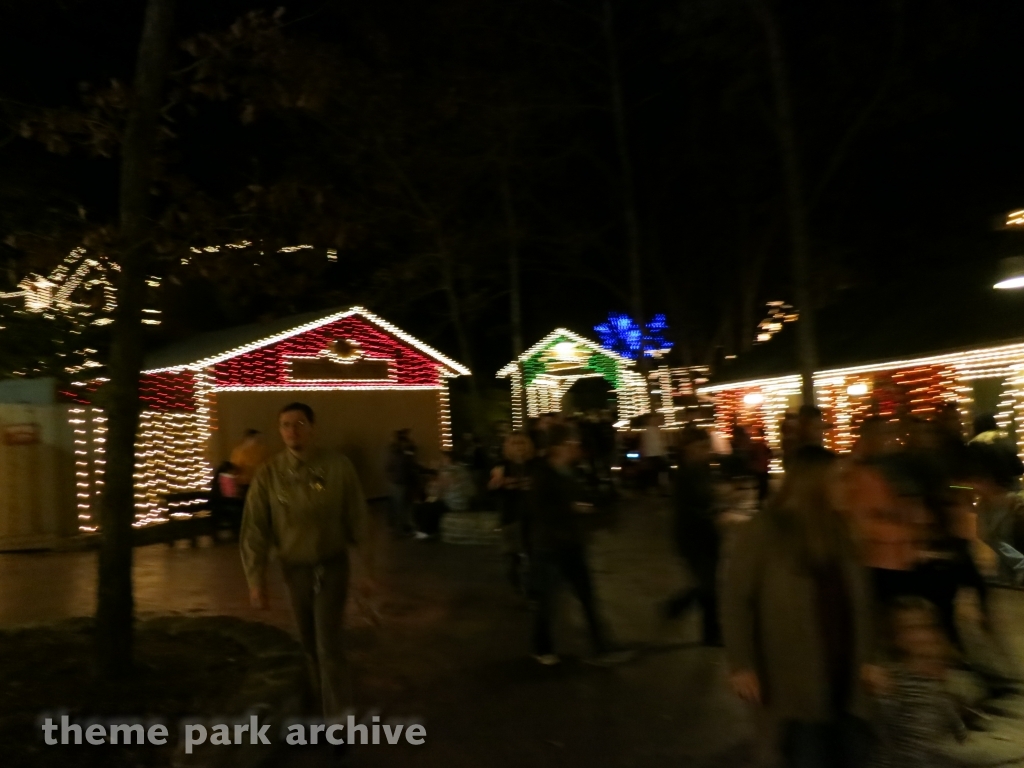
[438,376,453,450]
[143,306,470,377]
[110,309,466,526]
[497,328,651,426]
[1,255,464,529]
[699,341,1024,459]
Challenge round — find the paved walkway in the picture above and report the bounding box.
[1,495,1022,767]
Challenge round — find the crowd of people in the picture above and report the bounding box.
[233,398,1024,766]
[390,402,1024,766]
[381,411,620,541]
[721,403,1024,767]
[379,413,629,665]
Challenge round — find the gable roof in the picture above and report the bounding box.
[496,327,634,378]
[143,306,471,376]
[698,335,1024,393]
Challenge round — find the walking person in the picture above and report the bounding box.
[724,446,880,768]
[661,425,722,646]
[781,412,801,471]
[640,412,668,493]
[903,419,987,655]
[728,425,753,481]
[847,420,922,609]
[240,402,373,727]
[384,428,418,536]
[488,431,538,594]
[798,405,828,450]
[525,423,629,666]
[968,432,1024,585]
[750,426,773,509]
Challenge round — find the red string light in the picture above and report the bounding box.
[211,315,442,388]
[140,371,196,411]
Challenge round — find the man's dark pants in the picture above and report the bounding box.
[281,552,352,720]
[666,521,722,644]
[532,543,608,656]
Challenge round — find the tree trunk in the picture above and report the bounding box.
[438,242,475,378]
[96,0,175,678]
[436,237,481,430]
[602,0,643,326]
[651,230,692,365]
[755,0,817,405]
[499,170,524,358]
[738,220,779,353]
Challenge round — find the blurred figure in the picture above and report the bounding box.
[781,412,801,470]
[967,439,1024,586]
[958,444,1024,696]
[460,431,489,503]
[640,412,668,493]
[846,419,923,612]
[229,429,271,496]
[578,410,615,479]
[595,409,618,477]
[662,426,722,646]
[210,459,245,536]
[872,599,966,767]
[903,418,987,655]
[385,429,419,536]
[750,426,773,508]
[933,403,969,480]
[728,425,753,480]
[489,421,512,467]
[489,432,538,593]
[931,403,981,564]
[527,417,547,456]
[852,418,1017,696]
[414,451,475,539]
[240,403,371,723]
[799,405,827,450]
[969,412,1024,488]
[724,447,876,768]
[525,424,628,666]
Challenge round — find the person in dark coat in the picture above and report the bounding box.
[525,423,628,666]
[662,425,722,646]
[384,429,419,535]
[488,432,538,593]
[724,446,878,768]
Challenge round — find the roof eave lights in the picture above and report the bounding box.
[994,257,1024,290]
[142,306,471,378]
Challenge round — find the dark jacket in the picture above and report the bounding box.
[384,442,417,487]
[496,458,536,526]
[672,463,718,556]
[526,461,586,553]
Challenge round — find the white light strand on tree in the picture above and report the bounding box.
[754,300,799,345]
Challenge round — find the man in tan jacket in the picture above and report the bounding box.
[240,402,372,720]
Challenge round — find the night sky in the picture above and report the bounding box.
[2,0,1024,392]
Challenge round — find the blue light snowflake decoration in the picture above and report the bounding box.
[594,313,672,360]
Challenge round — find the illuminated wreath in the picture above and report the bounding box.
[326,338,363,363]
